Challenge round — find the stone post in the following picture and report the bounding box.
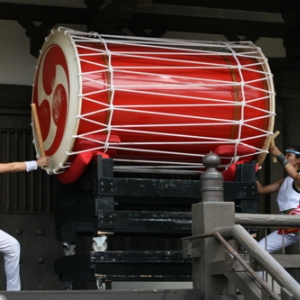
[192,153,235,299]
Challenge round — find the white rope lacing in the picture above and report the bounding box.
[55,29,275,174]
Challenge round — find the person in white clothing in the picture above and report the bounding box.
[256,145,300,253]
[0,157,49,291]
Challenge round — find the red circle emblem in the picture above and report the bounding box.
[32,45,69,156]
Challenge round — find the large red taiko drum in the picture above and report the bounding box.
[32,27,275,183]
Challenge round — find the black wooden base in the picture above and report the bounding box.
[54,251,192,283]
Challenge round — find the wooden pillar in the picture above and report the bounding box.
[281,9,300,146]
[277,9,300,280]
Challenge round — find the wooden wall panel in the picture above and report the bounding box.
[0,130,56,213]
[0,214,65,290]
[0,84,57,213]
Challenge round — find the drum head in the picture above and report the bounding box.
[32,28,81,174]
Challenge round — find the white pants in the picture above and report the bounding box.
[258,230,300,253]
[0,230,21,291]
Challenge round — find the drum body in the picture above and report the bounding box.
[32,27,275,180]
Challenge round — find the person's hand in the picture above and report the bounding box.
[36,157,49,168]
[269,145,282,157]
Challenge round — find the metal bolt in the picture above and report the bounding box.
[15,229,23,235]
[37,229,44,236]
[37,257,45,264]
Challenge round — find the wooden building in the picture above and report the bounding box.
[0,0,300,293]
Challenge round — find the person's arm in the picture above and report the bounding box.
[0,157,49,173]
[0,162,26,173]
[256,145,287,194]
[36,157,49,168]
[256,178,284,194]
[282,163,300,182]
[270,145,300,184]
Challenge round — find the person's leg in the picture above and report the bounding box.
[258,230,299,254]
[257,230,299,279]
[0,230,21,291]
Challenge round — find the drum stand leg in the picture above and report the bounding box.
[63,242,76,256]
[65,281,73,290]
[92,236,108,251]
[96,276,107,290]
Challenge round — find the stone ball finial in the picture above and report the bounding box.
[202,152,220,169]
[201,152,223,202]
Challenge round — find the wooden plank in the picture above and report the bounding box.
[272,255,300,268]
[54,251,192,281]
[236,213,300,228]
[98,211,192,234]
[0,289,201,300]
[98,178,257,200]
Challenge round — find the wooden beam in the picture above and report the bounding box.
[153,0,300,13]
[0,2,288,39]
[0,3,89,24]
[128,13,286,38]
[88,0,143,30]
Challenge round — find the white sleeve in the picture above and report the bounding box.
[24,161,38,172]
